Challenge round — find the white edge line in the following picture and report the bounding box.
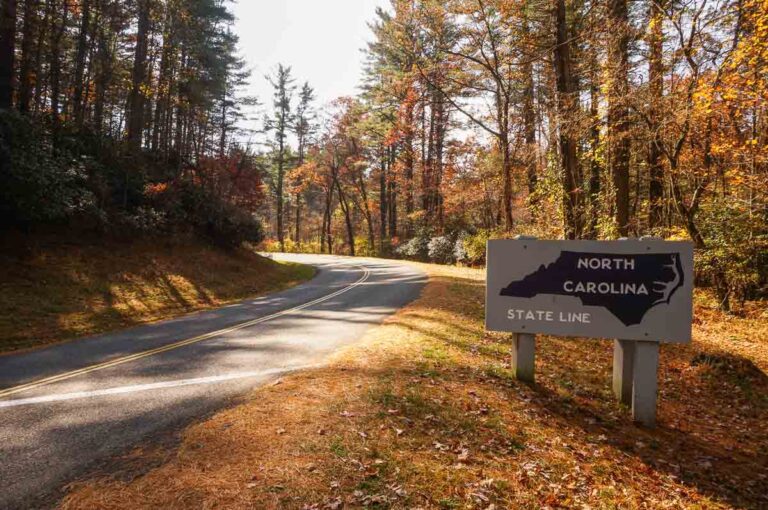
[0,365,318,408]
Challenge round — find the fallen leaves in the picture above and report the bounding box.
[59,265,768,510]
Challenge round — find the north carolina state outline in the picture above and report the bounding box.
[499,251,685,326]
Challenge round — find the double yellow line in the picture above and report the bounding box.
[0,264,371,400]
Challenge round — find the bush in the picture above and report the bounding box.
[396,231,431,260]
[201,205,264,249]
[696,198,768,306]
[0,111,97,229]
[115,206,168,234]
[460,229,491,266]
[261,239,283,252]
[260,238,325,254]
[149,179,264,249]
[454,232,469,263]
[428,235,456,264]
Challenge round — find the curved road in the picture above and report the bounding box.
[0,254,426,509]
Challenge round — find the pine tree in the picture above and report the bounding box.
[292,82,316,244]
[265,64,296,251]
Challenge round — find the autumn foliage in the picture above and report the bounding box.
[258,0,766,313]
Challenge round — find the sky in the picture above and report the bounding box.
[231,0,389,141]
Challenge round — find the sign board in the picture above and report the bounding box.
[485,239,694,343]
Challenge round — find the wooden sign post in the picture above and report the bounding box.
[511,332,536,383]
[486,237,694,427]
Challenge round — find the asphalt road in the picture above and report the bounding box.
[0,254,426,509]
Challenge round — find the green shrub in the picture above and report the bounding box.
[460,229,491,266]
[354,236,377,257]
[201,204,264,249]
[0,111,97,229]
[149,179,264,249]
[114,206,168,235]
[697,198,768,306]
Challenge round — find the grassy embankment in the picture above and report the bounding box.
[0,238,314,353]
[61,263,768,509]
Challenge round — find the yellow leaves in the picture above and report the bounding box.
[666,227,691,241]
[721,88,739,102]
[692,83,715,108]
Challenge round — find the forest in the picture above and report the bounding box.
[0,0,766,312]
[0,0,263,249]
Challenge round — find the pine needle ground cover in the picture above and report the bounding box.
[0,240,314,353]
[60,263,768,509]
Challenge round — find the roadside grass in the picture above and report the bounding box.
[60,263,768,509]
[0,239,314,353]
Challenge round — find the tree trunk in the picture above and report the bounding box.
[174,45,186,161]
[423,96,435,219]
[647,0,665,229]
[334,171,355,256]
[73,0,91,128]
[17,0,38,113]
[294,106,308,245]
[500,129,514,231]
[388,147,397,237]
[379,150,387,248]
[321,184,333,254]
[276,140,285,251]
[269,65,293,252]
[553,0,580,239]
[607,0,631,236]
[434,91,445,230]
[93,14,111,134]
[404,99,415,236]
[357,172,375,252]
[49,0,68,137]
[127,0,150,149]
[33,0,51,113]
[152,10,172,153]
[292,199,300,245]
[522,15,538,197]
[219,93,227,157]
[496,82,514,231]
[588,63,601,239]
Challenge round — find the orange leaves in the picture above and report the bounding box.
[194,151,265,213]
[288,161,320,192]
[144,182,168,196]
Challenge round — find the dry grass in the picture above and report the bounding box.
[60,263,768,509]
[0,238,314,353]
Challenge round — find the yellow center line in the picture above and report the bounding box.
[0,264,371,400]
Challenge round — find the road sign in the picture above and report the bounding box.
[485,237,695,427]
[485,239,694,343]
